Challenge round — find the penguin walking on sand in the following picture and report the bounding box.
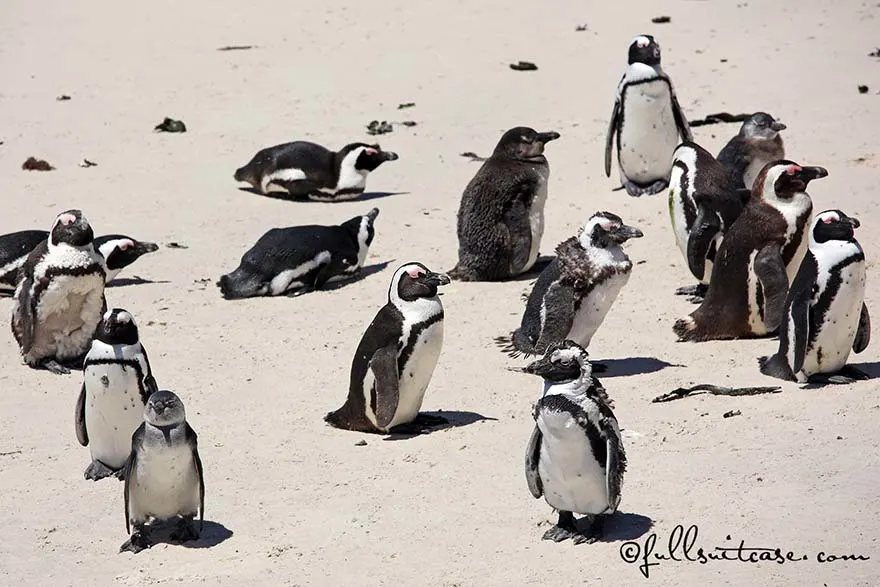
[674,161,827,342]
[11,210,106,374]
[668,141,748,302]
[234,141,398,201]
[449,126,560,281]
[121,390,204,554]
[325,262,451,435]
[605,35,692,197]
[495,212,642,362]
[718,112,786,192]
[759,209,871,384]
[522,340,626,544]
[75,309,158,481]
[218,208,380,299]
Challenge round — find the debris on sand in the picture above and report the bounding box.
[22,157,54,171]
[858,85,869,94]
[154,117,187,133]
[652,384,782,403]
[167,242,189,249]
[723,410,742,419]
[575,24,588,32]
[79,159,98,168]
[652,16,672,24]
[56,95,71,101]
[366,121,394,135]
[398,102,416,109]
[868,48,880,58]
[217,45,256,51]
[510,61,538,71]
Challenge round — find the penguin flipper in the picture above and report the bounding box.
[668,82,693,142]
[75,383,88,446]
[604,426,626,511]
[503,192,533,275]
[186,423,205,532]
[604,99,620,177]
[534,283,575,353]
[788,256,817,373]
[754,244,789,333]
[369,345,400,430]
[854,303,871,354]
[686,206,721,282]
[524,424,543,499]
[123,425,145,535]
[14,270,36,354]
[139,344,159,400]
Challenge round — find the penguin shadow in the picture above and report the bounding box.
[508,256,556,281]
[383,410,498,441]
[106,276,169,288]
[237,187,409,202]
[357,191,409,202]
[800,362,880,389]
[596,357,683,378]
[176,521,234,550]
[284,261,394,296]
[601,512,654,542]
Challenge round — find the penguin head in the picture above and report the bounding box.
[493,127,560,162]
[144,390,186,428]
[95,308,140,346]
[812,209,860,244]
[344,208,380,248]
[340,143,399,173]
[96,235,159,272]
[389,262,450,303]
[50,209,94,248]
[741,112,786,140]
[522,340,591,383]
[757,161,828,202]
[579,211,644,249]
[628,35,661,66]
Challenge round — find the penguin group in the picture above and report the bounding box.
[1,27,873,559]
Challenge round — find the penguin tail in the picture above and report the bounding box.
[757,354,795,382]
[493,330,537,359]
[217,270,262,300]
[673,316,704,342]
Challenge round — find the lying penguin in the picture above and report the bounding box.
[495,212,642,364]
[234,141,398,201]
[718,112,786,192]
[522,340,626,544]
[218,208,380,299]
[759,209,871,384]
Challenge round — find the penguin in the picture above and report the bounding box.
[759,209,871,384]
[668,141,749,302]
[121,390,204,554]
[449,126,561,281]
[218,208,380,299]
[325,262,451,435]
[234,141,398,201]
[717,112,786,191]
[605,35,693,197]
[522,340,626,544]
[674,161,827,342]
[495,212,643,361]
[75,309,159,481]
[94,235,160,283]
[11,210,107,374]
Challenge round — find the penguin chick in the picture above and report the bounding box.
[234,141,398,201]
[449,126,560,281]
[759,209,871,384]
[496,212,642,361]
[717,112,786,192]
[522,340,626,545]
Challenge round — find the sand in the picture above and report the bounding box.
[1,0,879,585]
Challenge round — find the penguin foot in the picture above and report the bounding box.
[38,360,71,375]
[390,413,450,435]
[84,460,119,481]
[170,516,199,543]
[542,511,578,543]
[119,529,152,554]
[622,178,668,197]
[571,515,605,545]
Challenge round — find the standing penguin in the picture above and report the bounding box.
[674,161,827,342]
[218,208,380,299]
[605,35,693,197]
[495,212,642,360]
[11,210,106,374]
[325,262,451,435]
[75,309,158,481]
[449,126,560,281]
[522,340,626,544]
[668,141,748,301]
[718,112,786,191]
[759,209,871,384]
[121,390,204,554]
[234,141,398,201]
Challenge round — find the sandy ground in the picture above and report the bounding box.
[1,0,879,585]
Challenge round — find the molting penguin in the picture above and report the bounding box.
[495,212,642,362]
[75,309,158,481]
[522,340,626,544]
[759,209,871,384]
[218,208,380,299]
[234,141,398,201]
[674,161,827,342]
[449,127,560,281]
[121,390,204,554]
[325,262,451,435]
[605,35,693,197]
[718,112,786,191]
[11,210,107,374]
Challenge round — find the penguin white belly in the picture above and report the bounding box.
[618,81,679,183]
[84,365,145,469]
[524,171,549,273]
[388,320,444,429]
[312,158,369,200]
[743,160,765,192]
[667,168,690,260]
[745,251,769,335]
[567,272,630,348]
[33,273,104,360]
[261,168,307,194]
[537,411,609,515]
[269,251,332,295]
[130,442,200,521]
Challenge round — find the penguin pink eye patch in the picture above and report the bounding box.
[786,165,802,175]
[58,213,77,226]
[407,267,426,278]
[365,148,378,155]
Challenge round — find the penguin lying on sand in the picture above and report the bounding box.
[234,141,398,201]
[522,340,626,544]
[759,209,871,384]
[718,112,786,192]
[495,212,642,364]
[218,208,380,299]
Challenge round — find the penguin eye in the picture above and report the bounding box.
[822,217,835,224]
[119,242,131,251]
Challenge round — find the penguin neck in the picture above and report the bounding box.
[625,62,663,83]
[542,373,590,398]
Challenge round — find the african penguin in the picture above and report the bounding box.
[674,161,827,342]
[718,112,786,191]
[95,235,160,283]
[11,210,107,374]
[218,208,380,299]
[75,308,158,481]
[605,34,693,197]
[759,209,871,384]
[121,390,204,554]
[449,126,560,281]
[325,262,451,435]
[495,212,642,362]
[668,141,748,302]
[234,141,398,201]
[522,340,626,544]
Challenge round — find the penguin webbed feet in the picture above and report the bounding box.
[84,460,122,481]
[542,511,604,545]
[389,413,450,435]
[170,515,200,543]
[622,178,668,197]
[119,526,152,554]
[674,283,708,304]
[33,358,72,375]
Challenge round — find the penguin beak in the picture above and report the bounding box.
[770,121,787,132]
[522,358,581,381]
[522,356,552,376]
[848,216,861,229]
[795,166,829,183]
[382,151,399,161]
[423,271,450,287]
[134,241,160,255]
[612,224,644,242]
[536,131,561,144]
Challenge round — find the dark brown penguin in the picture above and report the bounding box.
[717,112,786,191]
